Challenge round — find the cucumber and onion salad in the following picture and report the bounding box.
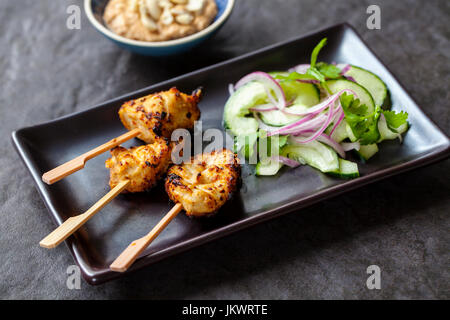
[223,38,409,178]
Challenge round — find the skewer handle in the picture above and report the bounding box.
[39,180,130,249]
[110,203,183,272]
[42,128,141,185]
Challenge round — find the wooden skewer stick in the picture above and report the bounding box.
[42,128,141,185]
[110,203,183,272]
[39,180,130,249]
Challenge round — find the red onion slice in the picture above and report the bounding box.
[279,92,341,117]
[265,87,279,107]
[341,142,360,152]
[282,105,311,116]
[269,90,352,136]
[288,64,310,74]
[328,109,345,136]
[254,89,359,154]
[249,104,278,112]
[285,112,332,134]
[336,64,356,82]
[277,101,343,137]
[281,91,354,133]
[296,79,320,84]
[289,103,335,144]
[276,156,301,168]
[281,89,356,117]
[264,156,301,168]
[339,64,351,75]
[316,134,346,158]
[267,113,316,136]
[234,71,287,110]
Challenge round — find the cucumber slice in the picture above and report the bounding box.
[377,114,409,142]
[223,82,267,136]
[258,105,303,127]
[329,159,360,179]
[255,160,283,176]
[327,119,350,143]
[346,122,358,142]
[268,71,289,78]
[338,64,390,108]
[326,79,376,114]
[259,81,320,127]
[356,144,379,161]
[282,140,339,173]
[280,78,320,103]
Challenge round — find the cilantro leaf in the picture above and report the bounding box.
[310,38,327,68]
[316,62,342,79]
[306,67,325,83]
[306,38,340,93]
[275,39,342,95]
[306,66,331,93]
[272,72,317,82]
[358,108,381,145]
[340,93,381,145]
[340,93,368,116]
[382,110,409,131]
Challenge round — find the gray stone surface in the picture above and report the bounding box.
[0,0,449,299]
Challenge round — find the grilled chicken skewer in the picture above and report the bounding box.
[42,87,201,185]
[110,148,240,272]
[39,139,172,249]
[105,138,172,193]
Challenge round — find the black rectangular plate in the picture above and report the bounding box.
[12,23,450,285]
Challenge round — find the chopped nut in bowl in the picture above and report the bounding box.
[85,0,234,56]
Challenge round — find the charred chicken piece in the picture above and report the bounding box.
[165,148,241,217]
[105,138,172,193]
[119,87,201,144]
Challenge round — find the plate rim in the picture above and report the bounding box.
[11,22,450,285]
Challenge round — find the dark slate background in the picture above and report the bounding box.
[1,0,449,299]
